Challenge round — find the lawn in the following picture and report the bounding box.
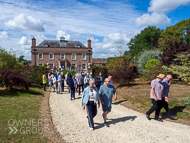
[114,79,190,125]
[0,84,50,142]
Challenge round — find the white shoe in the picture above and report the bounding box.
[89,127,93,131]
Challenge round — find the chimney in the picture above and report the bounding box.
[32,37,36,47]
[87,39,91,48]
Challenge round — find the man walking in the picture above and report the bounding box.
[99,78,117,127]
[61,72,65,92]
[42,73,47,91]
[57,72,62,94]
[77,72,84,95]
[69,76,76,100]
[146,74,167,122]
[162,75,175,119]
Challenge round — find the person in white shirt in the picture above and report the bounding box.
[52,75,57,92]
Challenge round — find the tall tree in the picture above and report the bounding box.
[158,18,190,51]
[126,26,163,62]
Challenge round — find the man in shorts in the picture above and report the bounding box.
[99,78,117,127]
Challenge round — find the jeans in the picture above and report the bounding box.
[71,89,75,99]
[43,84,46,91]
[78,84,84,95]
[49,81,52,88]
[146,99,162,119]
[62,80,64,92]
[86,101,97,128]
[58,81,62,93]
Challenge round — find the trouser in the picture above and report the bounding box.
[43,84,46,91]
[86,101,97,128]
[162,97,171,117]
[49,81,52,87]
[146,99,162,119]
[78,84,84,95]
[62,80,64,92]
[96,86,100,91]
[71,88,75,99]
[58,81,62,93]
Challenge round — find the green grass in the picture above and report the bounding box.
[0,84,49,143]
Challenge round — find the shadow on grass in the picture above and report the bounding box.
[94,116,137,130]
[0,88,44,97]
[161,105,186,119]
[112,99,128,105]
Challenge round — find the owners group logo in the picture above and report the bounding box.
[8,119,49,134]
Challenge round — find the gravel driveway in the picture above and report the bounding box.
[49,89,190,143]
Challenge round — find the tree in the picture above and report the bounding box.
[126,26,163,61]
[158,18,190,51]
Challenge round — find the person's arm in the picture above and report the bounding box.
[113,87,117,100]
[164,80,171,90]
[82,103,85,110]
[151,88,158,101]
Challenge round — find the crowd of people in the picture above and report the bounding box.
[42,72,175,131]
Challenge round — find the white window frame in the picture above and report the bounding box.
[38,63,43,66]
[38,53,43,60]
[82,53,86,60]
[60,53,65,60]
[82,63,86,70]
[72,53,76,60]
[49,53,54,60]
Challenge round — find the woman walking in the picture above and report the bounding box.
[84,73,90,88]
[48,73,52,90]
[81,79,100,131]
[52,75,57,92]
[95,75,102,91]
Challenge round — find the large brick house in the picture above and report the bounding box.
[30,37,92,70]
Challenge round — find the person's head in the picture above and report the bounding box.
[80,72,82,75]
[108,76,112,80]
[51,75,54,78]
[157,74,165,81]
[85,72,87,75]
[89,79,95,88]
[105,78,111,86]
[166,75,172,81]
[87,73,89,77]
[48,73,50,76]
[99,72,102,76]
[57,72,60,75]
[61,72,63,75]
[90,72,92,75]
[68,73,71,77]
[72,76,75,79]
[96,75,99,79]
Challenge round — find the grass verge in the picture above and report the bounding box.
[0,84,50,142]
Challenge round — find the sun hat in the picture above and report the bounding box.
[89,79,95,83]
[157,74,165,79]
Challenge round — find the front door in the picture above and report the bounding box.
[60,62,65,68]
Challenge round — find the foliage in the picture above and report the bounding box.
[54,69,77,76]
[158,18,190,51]
[106,56,131,74]
[142,65,170,81]
[0,67,31,90]
[181,96,190,105]
[162,51,190,82]
[145,59,160,69]
[92,66,108,78]
[137,50,162,74]
[126,26,163,61]
[112,66,137,85]
[160,40,190,66]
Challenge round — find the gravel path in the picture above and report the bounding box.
[49,89,190,143]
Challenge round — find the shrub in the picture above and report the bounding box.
[0,68,31,90]
[112,67,137,85]
[92,66,108,78]
[55,69,77,76]
[181,96,190,105]
[145,59,160,69]
[142,65,170,81]
[137,50,162,74]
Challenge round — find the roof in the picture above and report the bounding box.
[92,58,107,64]
[37,40,87,48]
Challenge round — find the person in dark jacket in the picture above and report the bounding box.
[95,75,102,91]
[61,72,65,92]
[67,73,72,93]
[69,76,75,100]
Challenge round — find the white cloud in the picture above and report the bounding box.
[4,13,45,32]
[56,30,72,41]
[36,35,47,45]
[148,0,190,13]
[0,31,8,39]
[18,36,30,45]
[134,12,171,27]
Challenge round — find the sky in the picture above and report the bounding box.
[0,0,190,60]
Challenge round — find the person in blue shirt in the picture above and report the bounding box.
[67,73,72,93]
[57,72,62,94]
[108,76,113,85]
[162,75,175,119]
[69,76,76,100]
[99,72,104,85]
[99,78,117,127]
[81,79,100,131]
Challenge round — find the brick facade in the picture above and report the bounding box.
[30,37,92,70]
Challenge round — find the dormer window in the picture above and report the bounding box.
[76,45,81,48]
[44,44,48,47]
